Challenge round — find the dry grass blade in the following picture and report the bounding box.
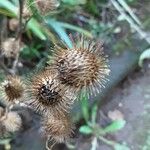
[111,0,150,44]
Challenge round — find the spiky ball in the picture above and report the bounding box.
[9,18,19,31]
[41,112,74,143]
[1,111,22,132]
[36,0,60,15]
[26,70,75,115]
[0,76,24,104]
[47,35,110,97]
[1,38,20,58]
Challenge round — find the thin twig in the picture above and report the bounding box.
[12,0,24,73]
[12,53,19,74]
[117,0,142,26]
[16,0,24,40]
[99,136,115,146]
[23,16,33,31]
[111,0,150,44]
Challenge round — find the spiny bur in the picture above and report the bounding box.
[0,111,22,133]
[0,76,25,104]
[41,112,74,144]
[8,18,19,32]
[47,35,110,97]
[1,38,20,58]
[26,70,75,116]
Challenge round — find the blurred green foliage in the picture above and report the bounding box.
[79,94,130,150]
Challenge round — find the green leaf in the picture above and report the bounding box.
[91,104,98,124]
[0,0,17,15]
[80,92,89,123]
[0,8,16,17]
[27,18,47,40]
[114,143,130,150]
[79,125,93,135]
[59,22,93,38]
[103,120,126,134]
[21,45,41,59]
[139,48,150,67]
[46,19,73,48]
[62,0,87,5]
[11,0,19,6]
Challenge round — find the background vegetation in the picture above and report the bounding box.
[0,0,150,150]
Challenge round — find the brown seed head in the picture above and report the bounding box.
[41,112,74,143]
[36,0,60,15]
[1,38,20,58]
[0,76,24,104]
[8,18,19,31]
[26,70,75,115]
[47,35,110,97]
[1,111,22,132]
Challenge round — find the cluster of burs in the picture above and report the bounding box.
[0,34,110,148]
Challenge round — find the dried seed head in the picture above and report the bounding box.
[41,112,74,143]
[26,70,75,115]
[1,111,22,132]
[36,0,60,15]
[0,76,25,104]
[9,18,19,31]
[1,38,20,58]
[47,35,110,97]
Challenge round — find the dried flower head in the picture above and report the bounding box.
[0,76,24,104]
[9,18,19,31]
[36,0,60,15]
[26,70,75,115]
[41,112,74,143]
[1,38,20,58]
[1,111,22,132]
[47,35,110,97]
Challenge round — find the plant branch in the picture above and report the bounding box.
[16,0,24,39]
[111,0,150,44]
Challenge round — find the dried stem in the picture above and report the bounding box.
[46,136,56,150]
[12,0,24,73]
[16,0,24,40]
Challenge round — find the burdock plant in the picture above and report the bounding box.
[0,1,110,150]
[41,112,74,149]
[26,70,76,116]
[47,35,110,97]
[0,76,25,105]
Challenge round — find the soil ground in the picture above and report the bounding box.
[76,68,150,150]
